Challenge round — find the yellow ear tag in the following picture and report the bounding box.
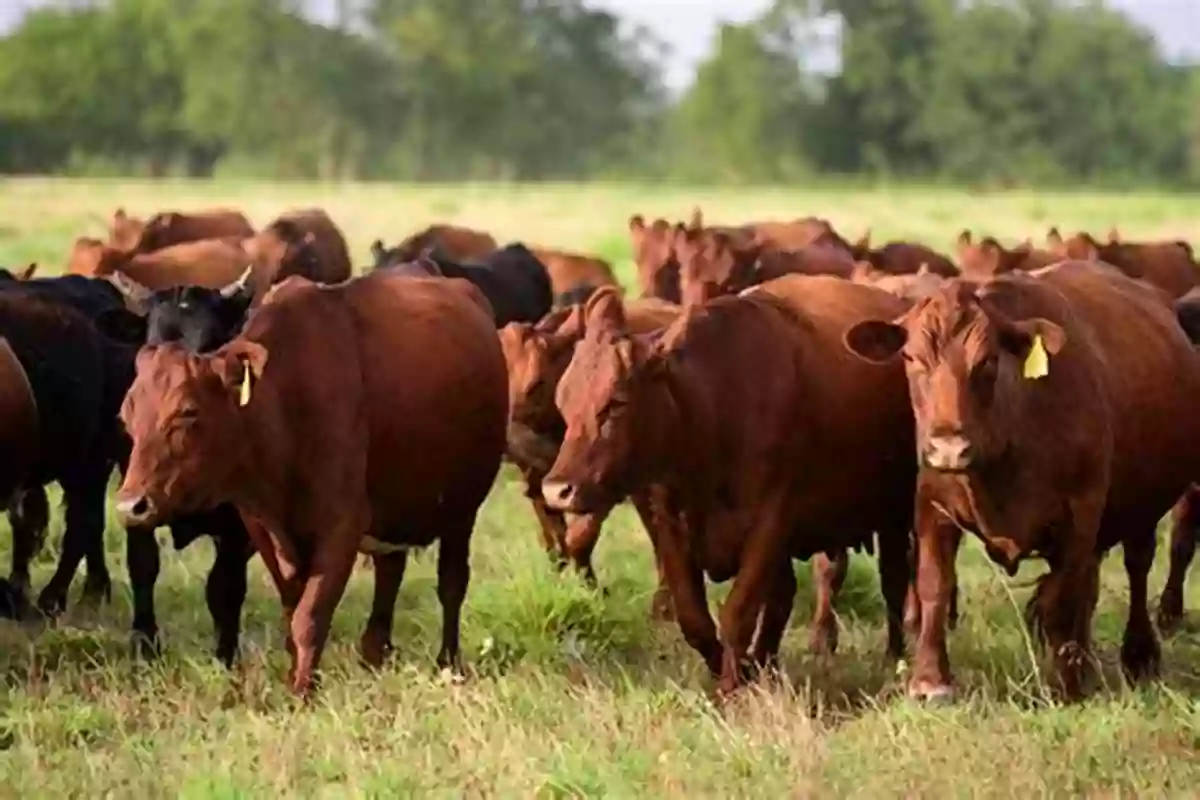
[1023,334,1049,380]
[239,364,252,407]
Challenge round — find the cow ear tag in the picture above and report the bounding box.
[239,363,253,406]
[1023,334,1049,380]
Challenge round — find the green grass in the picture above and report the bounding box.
[1,178,1199,797]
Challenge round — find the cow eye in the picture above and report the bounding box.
[177,406,201,422]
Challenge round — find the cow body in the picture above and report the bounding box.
[375,242,552,327]
[115,272,507,695]
[541,277,915,693]
[1048,230,1197,299]
[844,261,1200,700]
[110,208,254,253]
[379,224,498,264]
[530,247,619,303]
[69,237,251,291]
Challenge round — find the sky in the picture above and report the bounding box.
[0,0,1195,89]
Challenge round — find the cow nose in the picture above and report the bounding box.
[922,434,975,472]
[115,494,157,527]
[541,480,577,511]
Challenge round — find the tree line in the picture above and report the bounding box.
[0,0,1196,186]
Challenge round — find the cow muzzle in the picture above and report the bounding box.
[541,480,579,512]
[115,493,161,528]
[922,434,976,472]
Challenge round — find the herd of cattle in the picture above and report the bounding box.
[0,204,1198,705]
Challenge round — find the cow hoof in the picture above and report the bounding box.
[0,579,25,619]
[1120,638,1161,682]
[79,579,113,609]
[1156,600,1184,634]
[359,632,393,670]
[908,680,955,703]
[807,628,838,656]
[131,631,161,660]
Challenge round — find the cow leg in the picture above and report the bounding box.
[435,522,474,674]
[657,521,721,675]
[808,550,847,655]
[749,560,797,674]
[125,527,161,657]
[1158,491,1198,632]
[288,533,359,699]
[631,492,674,622]
[1120,526,1161,681]
[208,531,252,668]
[360,550,408,669]
[716,501,791,696]
[9,486,50,613]
[878,527,913,660]
[905,528,961,635]
[37,474,110,616]
[563,510,609,586]
[908,494,961,701]
[528,493,568,568]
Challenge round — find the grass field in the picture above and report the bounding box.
[1,178,1199,797]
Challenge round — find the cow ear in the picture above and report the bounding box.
[999,317,1066,368]
[370,239,386,263]
[215,340,270,406]
[94,307,148,346]
[1046,227,1064,250]
[688,207,703,231]
[843,320,908,363]
[1107,227,1121,244]
[582,285,626,334]
[980,240,1004,273]
[855,229,872,252]
[628,215,645,234]
[114,208,127,222]
[957,229,973,249]
[19,263,36,281]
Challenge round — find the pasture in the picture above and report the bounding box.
[1,178,1200,797]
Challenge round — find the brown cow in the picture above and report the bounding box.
[629,215,684,302]
[530,247,620,303]
[109,208,254,253]
[853,231,959,278]
[540,278,916,694]
[1046,228,1197,299]
[843,262,1200,701]
[690,207,833,253]
[68,237,251,292]
[677,227,855,307]
[500,292,680,616]
[1159,486,1199,632]
[242,208,353,294]
[113,271,507,697]
[381,224,498,264]
[851,262,950,302]
[956,231,1058,278]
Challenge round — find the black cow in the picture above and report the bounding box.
[0,277,133,624]
[372,241,553,327]
[95,278,257,665]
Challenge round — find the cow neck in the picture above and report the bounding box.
[940,455,1031,574]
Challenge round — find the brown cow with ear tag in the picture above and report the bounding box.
[114,271,507,697]
[844,262,1200,701]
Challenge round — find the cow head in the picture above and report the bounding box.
[133,212,184,252]
[244,219,319,280]
[675,227,762,307]
[67,237,126,277]
[97,267,255,353]
[843,282,1065,473]
[540,289,670,513]
[957,232,1052,277]
[115,339,269,527]
[629,215,681,301]
[498,305,587,470]
[109,208,145,251]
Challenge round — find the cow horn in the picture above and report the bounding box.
[220,265,253,298]
[106,272,153,315]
